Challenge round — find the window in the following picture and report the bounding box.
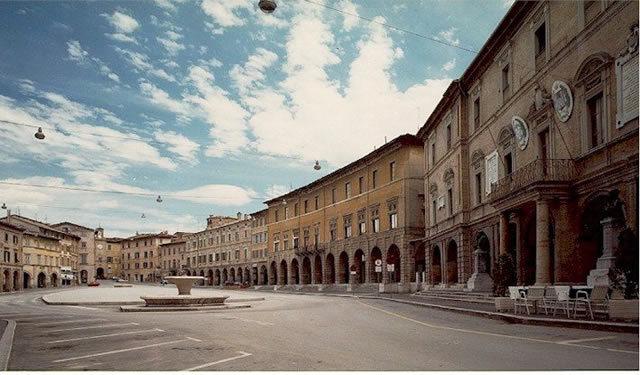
[372,217,380,233]
[504,153,513,175]
[330,228,336,241]
[331,188,337,204]
[304,200,308,213]
[431,142,436,165]
[431,199,437,223]
[587,93,604,148]
[283,240,289,250]
[372,170,378,188]
[473,97,480,129]
[446,124,452,150]
[358,176,364,194]
[359,221,366,235]
[535,22,546,57]
[314,196,319,210]
[501,64,510,97]
[344,224,351,238]
[475,172,483,205]
[293,236,299,249]
[345,182,351,199]
[284,207,289,219]
[275,209,279,222]
[447,188,453,216]
[389,161,396,181]
[389,212,398,229]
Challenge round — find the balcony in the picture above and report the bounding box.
[294,244,324,257]
[488,159,577,203]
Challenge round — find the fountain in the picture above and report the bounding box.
[139,276,229,307]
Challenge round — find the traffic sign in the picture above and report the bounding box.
[374,259,382,266]
[350,271,356,275]
[387,264,395,272]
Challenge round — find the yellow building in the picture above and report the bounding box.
[0,221,24,292]
[121,232,173,283]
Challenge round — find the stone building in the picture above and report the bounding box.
[264,134,425,292]
[103,237,123,279]
[121,232,173,283]
[159,232,189,277]
[52,221,96,284]
[417,0,638,290]
[249,209,269,285]
[0,221,24,292]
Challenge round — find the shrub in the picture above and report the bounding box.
[609,228,639,299]
[493,253,516,297]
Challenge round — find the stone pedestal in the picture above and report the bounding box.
[466,248,493,292]
[587,217,624,287]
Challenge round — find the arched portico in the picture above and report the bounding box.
[387,245,401,283]
[354,249,365,284]
[23,272,31,289]
[50,273,58,287]
[431,246,442,284]
[269,261,278,285]
[302,257,311,284]
[338,251,349,284]
[291,259,300,284]
[446,240,458,284]
[13,271,19,291]
[260,265,268,285]
[207,269,214,286]
[369,247,382,283]
[280,260,288,285]
[215,269,221,285]
[313,255,323,284]
[37,272,46,288]
[325,254,335,284]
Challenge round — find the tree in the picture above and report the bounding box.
[493,253,516,297]
[609,228,639,299]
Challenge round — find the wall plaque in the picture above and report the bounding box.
[551,80,573,122]
[511,116,529,150]
[485,150,499,195]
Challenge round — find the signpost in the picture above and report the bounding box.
[374,259,382,283]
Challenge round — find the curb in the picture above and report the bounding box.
[42,295,264,306]
[0,319,16,371]
[119,304,251,312]
[360,296,639,333]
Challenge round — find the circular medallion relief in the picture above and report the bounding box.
[551,80,573,123]
[511,116,529,151]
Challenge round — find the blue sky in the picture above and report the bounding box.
[0,0,510,237]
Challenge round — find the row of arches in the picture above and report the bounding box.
[1,269,22,292]
[14,271,59,290]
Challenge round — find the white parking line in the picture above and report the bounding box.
[15,315,78,322]
[67,306,99,311]
[52,337,200,363]
[558,336,616,345]
[29,318,108,326]
[227,316,274,326]
[46,328,165,344]
[183,351,252,371]
[45,322,139,333]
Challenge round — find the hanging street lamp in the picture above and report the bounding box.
[156,195,163,203]
[258,0,277,14]
[314,160,321,170]
[34,127,45,140]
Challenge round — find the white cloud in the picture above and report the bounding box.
[200,0,251,28]
[66,40,88,62]
[264,184,289,199]
[339,0,359,31]
[442,58,456,71]
[156,36,185,55]
[114,47,176,82]
[437,27,460,47]
[229,48,278,95]
[139,81,191,117]
[105,33,137,44]
[171,184,256,206]
[102,11,139,34]
[153,0,188,12]
[154,130,200,164]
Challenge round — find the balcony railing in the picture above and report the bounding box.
[294,244,324,257]
[488,158,577,202]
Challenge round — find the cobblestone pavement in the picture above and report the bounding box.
[1,285,638,371]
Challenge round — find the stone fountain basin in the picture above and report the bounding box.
[140,295,229,306]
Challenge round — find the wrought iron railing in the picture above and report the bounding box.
[488,158,577,202]
[294,244,324,256]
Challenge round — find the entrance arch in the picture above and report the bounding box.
[237,267,243,284]
[260,265,268,285]
[23,272,31,289]
[222,268,228,284]
[387,245,401,283]
[2,270,9,292]
[244,268,250,285]
[50,273,58,287]
[207,269,214,286]
[80,270,88,284]
[37,272,46,288]
[338,251,349,284]
[370,247,382,283]
[446,240,458,284]
[325,254,336,284]
[431,246,442,284]
[301,257,311,284]
[230,268,236,283]
[413,243,426,282]
[291,259,300,284]
[354,249,365,284]
[215,269,221,285]
[96,267,105,279]
[269,261,278,285]
[185,270,191,276]
[313,255,323,284]
[280,260,288,285]
[13,271,19,291]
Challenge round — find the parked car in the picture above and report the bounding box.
[88,281,100,287]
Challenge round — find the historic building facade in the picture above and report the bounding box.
[159,232,189,277]
[418,0,638,290]
[0,221,24,292]
[103,237,123,279]
[264,134,425,292]
[121,232,173,283]
[52,222,97,284]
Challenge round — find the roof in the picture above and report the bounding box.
[160,239,186,246]
[2,215,81,239]
[122,232,174,241]
[51,221,95,232]
[105,237,124,242]
[416,1,535,139]
[264,134,423,204]
[0,221,25,232]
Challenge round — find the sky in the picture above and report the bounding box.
[0,0,511,237]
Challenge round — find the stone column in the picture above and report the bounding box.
[535,199,551,285]
[499,212,509,256]
[382,254,389,284]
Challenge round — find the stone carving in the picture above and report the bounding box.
[511,116,529,150]
[551,80,573,123]
[485,151,499,195]
[471,150,485,170]
[443,169,455,187]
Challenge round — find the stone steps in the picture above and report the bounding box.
[414,290,495,305]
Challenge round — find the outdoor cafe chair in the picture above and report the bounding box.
[573,285,610,320]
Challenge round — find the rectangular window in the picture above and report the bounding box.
[389,161,396,181]
[431,142,436,165]
[314,196,319,210]
[535,23,546,57]
[332,188,337,204]
[345,182,351,199]
[502,64,510,97]
[284,207,289,219]
[389,213,398,229]
[358,176,364,194]
[275,209,279,222]
[447,188,453,216]
[293,237,299,249]
[473,97,480,129]
[344,225,352,238]
[432,199,437,223]
[475,172,483,205]
[504,153,513,175]
[304,200,308,213]
[330,229,336,241]
[587,92,604,148]
[372,170,378,189]
[446,124,452,150]
[283,240,289,250]
[372,218,380,233]
[359,221,366,235]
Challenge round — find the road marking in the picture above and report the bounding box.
[607,348,639,354]
[15,315,78,322]
[558,336,616,345]
[185,337,203,342]
[228,316,275,326]
[45,322,139,333]
[357,300,638,354]
[28,318,108,326]
[68,306,99,311]
[183,351,252,371]
[46,328,165,343]
[52,337,200,363]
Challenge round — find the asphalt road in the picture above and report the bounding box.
[1,285,638,371]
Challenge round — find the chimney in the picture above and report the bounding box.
[237,212,242,219]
